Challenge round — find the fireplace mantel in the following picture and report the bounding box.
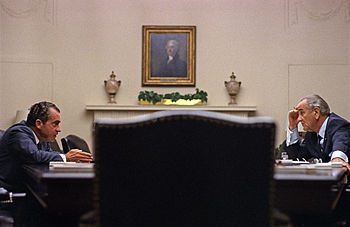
[86,104,256,121]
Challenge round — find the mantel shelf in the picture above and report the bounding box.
[86,104,256,112]
[86,104,257,121]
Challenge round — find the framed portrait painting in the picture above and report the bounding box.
[142,25,196,86]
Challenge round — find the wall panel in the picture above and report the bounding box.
[0,61,53,128]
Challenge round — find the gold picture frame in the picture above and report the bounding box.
[142,25,196,86]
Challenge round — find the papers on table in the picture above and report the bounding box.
[275,160,344,174]
[277,159,309,165]
[49,162,94,172]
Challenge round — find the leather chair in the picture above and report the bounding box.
[0,186,14,227]
[61,134,90,154]
[93,110,276,226]
[0,187,26,227]
[1,130,26,226]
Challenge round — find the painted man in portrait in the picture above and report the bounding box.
[152,38,187,78]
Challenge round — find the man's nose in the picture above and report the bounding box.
[56,126,62,132]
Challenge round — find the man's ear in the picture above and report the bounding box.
[313,107,320,119]
[35,119,43,129]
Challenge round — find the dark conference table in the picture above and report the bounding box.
[23,163,95,216]
[274,164,347,226]
[22,163,347,224]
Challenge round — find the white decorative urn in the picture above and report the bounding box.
[104,71,121,104]
[224,72,241,105]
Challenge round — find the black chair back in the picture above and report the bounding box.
[61,134,90,154]
[93,110,276,227]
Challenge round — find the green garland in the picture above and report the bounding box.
[138,88,208,104]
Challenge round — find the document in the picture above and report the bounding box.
[49,161,94,172]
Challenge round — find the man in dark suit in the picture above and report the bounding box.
[285,94,350,170]
[154,39,187,77]
[0,101,93,192]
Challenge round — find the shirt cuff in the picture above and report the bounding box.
[59,154,66,162]
[286,127,299,146]
[330,150,348,162]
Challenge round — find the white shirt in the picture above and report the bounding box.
[167,56,174,64]
[286,117,348,162]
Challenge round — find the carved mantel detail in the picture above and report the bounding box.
[286,0,350,27]
[0,0,54,24]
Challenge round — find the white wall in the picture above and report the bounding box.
[1,0,349,151]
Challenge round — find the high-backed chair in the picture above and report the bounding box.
[0,129,27,226]
[61,134,91,154]
[0,187,26,226]
[93,110,276,227]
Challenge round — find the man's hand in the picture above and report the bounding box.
[331,158,350,172]
[66,149,93,163]
[288,109,299,131]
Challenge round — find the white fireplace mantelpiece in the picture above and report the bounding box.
[86,104,257,121]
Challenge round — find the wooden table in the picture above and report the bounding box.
[274,165,347,226]
[23,164,94,216]
[22,163,347,226]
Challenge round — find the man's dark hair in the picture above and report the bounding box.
[26,101,60,126]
